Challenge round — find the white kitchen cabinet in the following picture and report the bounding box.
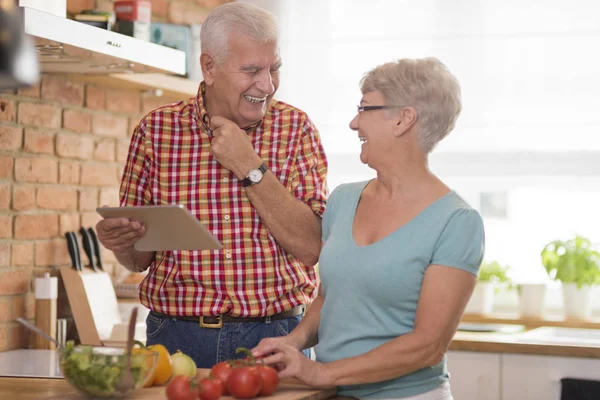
[22,7,186,75]
[446,351,501,400]
[502,354,600,400]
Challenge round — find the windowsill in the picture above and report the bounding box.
[462,310,600,330]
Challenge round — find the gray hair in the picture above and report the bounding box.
[360,57,462,153]
[200,2,280,65]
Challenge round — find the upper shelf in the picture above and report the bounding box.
[79,73,200,99]
[21,6,186,75]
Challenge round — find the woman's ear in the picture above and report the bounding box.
[393,107,418,137]
[201,53,215,85]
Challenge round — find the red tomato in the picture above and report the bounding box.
[198,377,223,400]
[227,366,263,399]
[232,358,247,367]
[166,376,197,400]
[209,361,233,395]
[257,365,279,396]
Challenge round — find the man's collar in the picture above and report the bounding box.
[195,81,212,135]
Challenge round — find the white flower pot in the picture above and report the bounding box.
[562,283,593,320]
[465,282,495,315]
[518,283,547,318]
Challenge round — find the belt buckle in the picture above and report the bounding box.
[199,315,223,329]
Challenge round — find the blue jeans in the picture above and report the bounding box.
[146,311,310,368]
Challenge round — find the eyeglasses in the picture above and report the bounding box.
[356,105,403,113]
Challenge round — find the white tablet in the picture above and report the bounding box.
[96,205,223,252]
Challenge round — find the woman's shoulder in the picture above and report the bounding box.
[430,192,485,273]
[426,191,484,231]
[439,191,478,213]
[325,180,371,213]
[330,180,371,198]
[435,192,484,231]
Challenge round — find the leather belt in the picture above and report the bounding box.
[150,305,305,329]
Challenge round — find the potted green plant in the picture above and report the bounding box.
[465,260,513,315]
[541,235,600,320]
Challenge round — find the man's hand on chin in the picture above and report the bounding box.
[210,116,263,179]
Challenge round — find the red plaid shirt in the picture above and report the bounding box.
[120,84,328,317]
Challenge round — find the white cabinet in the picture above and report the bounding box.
[446,351,501,400]
[22,7,186,75]
[446,351,600,400]
[502,354,600,400]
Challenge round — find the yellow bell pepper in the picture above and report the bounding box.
[147,344,172,385]
[132,341,172,387]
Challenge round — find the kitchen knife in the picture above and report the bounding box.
[69,231,83,272]
[87,227,104,271]
[79,227,98,272]
[65,232,81,271]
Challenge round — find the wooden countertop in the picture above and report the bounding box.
[449,330,600,358]
[2,339,600,400]
[0,369,337,400]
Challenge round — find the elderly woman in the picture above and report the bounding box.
[252,57,485,400]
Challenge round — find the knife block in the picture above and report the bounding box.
[59,267,103,346]
[34,273,58,350]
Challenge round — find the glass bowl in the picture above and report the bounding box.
[58,342,158,398]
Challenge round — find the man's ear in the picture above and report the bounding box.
[393,107,418,137]
[201,53,215,85]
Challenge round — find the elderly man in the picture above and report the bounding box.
[96,3,328,368]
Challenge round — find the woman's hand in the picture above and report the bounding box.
[253,332,303,354]
[251,342,334,388]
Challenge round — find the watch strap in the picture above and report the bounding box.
[242,163,268,187]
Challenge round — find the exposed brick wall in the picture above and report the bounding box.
[0,0,231,351]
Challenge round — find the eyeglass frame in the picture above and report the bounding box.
[356,105,404,113]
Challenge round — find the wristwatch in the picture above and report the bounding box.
[242,163,268,187]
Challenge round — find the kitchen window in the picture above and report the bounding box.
[244,0,600,294]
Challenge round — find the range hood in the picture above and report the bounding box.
[21,7,186,75]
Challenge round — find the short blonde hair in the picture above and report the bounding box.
[360,57,462,153]
[200,3,279,65]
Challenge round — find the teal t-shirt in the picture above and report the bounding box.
[315,180,485,399]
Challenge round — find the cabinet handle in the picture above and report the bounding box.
[106,40,122,48]
[107,62,135,70]
[35,44,63,52]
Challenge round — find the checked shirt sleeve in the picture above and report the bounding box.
[290,117,329,218]
[119,120,154,207]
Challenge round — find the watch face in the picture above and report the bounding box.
[249,169,263,183]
